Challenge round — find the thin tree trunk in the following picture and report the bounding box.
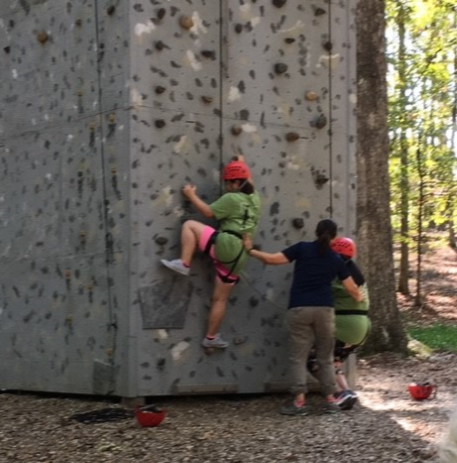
[356,0,407,354]
[449,9,457,250]
[396,5,410,296]
[415,145,424,306]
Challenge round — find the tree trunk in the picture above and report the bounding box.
[449,16,457,251]
[396,5,410,296]
[415,146,424,306]
[356,0,407,354]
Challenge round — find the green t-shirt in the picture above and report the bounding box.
[209,191,261,275]
[333,281,370,345]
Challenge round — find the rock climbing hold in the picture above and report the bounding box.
[106,5,116,15]
[157,8,166,20]
[313,114,328,129]
[323,41,333,52]
[305,91,319,101]
[201,50,216,60]
[155,86,166,95]
[234,23,243,34]
[155,40,165,51]
[155,120,166,128]
[201,96,213,104]
[272,0,287,8]
[285,132,300,142]
[274,63,288,74]
[37,31,49,44]
[292,218,305,229]
[231,126,243,136]
[314,174,329,186]
[180,15,194,30]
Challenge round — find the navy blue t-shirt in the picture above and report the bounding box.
[282,241,350,309]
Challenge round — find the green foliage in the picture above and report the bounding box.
[408,323,457,352]
[387,0,457,253]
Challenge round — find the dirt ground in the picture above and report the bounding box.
[1,244,456,463]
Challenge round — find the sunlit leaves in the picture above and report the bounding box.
[387,0,457,242]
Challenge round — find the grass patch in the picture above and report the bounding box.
[408,323,457,353]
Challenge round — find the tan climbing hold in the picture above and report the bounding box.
[305,91,319,101]
[180,16,194,30]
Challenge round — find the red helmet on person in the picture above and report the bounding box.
[331,237,356,258]
[408,381,437,401]
[222,161,251,181]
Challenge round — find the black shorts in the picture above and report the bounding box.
[333,340,359,362]
[307,340,360,372]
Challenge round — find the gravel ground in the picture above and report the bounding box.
[0,353,453,463]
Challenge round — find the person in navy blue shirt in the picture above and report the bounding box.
[243,219,363,415]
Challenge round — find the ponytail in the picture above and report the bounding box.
[315,219,337,255]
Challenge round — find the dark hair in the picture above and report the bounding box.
[315,219,337,255]
[230,179,255,195]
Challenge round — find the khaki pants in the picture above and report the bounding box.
[286,306,337,397]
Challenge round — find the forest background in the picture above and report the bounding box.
[357,0,457,357]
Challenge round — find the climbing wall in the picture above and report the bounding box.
[0,0,356,397]
[0,0,131,395]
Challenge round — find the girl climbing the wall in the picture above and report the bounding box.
[161,155,261,349]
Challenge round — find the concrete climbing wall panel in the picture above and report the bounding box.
[128,0,227,396]
[1,1,101,133]
[0,0,131,395]
[222,0,334,237]
[327,1,357,236]
[0,254,114,394]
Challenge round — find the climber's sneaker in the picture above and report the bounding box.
[160,259,190,276]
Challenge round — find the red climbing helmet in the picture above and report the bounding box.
[135,404,167,427]
[331,237,356,259]
[222,161,251,181]
[408,381,437,401]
